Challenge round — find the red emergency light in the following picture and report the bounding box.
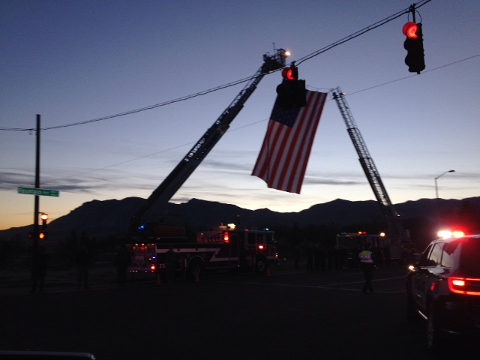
[223,232,229,243]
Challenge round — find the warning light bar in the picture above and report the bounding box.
[438,230,465,239]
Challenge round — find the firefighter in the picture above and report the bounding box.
[115,244,132,287]
[359,243,377,294]
[166,246,177,283]
[76,244,91,290]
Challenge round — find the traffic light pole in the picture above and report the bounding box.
[33,114,41,252]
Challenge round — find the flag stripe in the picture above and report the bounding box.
[288,92,325,192]
[252,90,327,194]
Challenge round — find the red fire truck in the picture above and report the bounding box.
[127,224,276,279]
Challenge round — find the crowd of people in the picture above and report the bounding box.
[29,243,132,293]
[295,241,391,271]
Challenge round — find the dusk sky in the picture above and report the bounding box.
[1,0,479,230]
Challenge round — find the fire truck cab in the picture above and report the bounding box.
[197,224,277,275]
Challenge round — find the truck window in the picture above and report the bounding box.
[257,233,265,245]
[248,233,256,245]
[266,233,275,245]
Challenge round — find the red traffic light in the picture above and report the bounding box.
[403,22,418,39]
[281,67,294,80]
[40,213,48,229]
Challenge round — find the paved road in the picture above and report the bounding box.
[0,265,474,360]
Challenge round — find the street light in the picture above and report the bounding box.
[435,170,455,199]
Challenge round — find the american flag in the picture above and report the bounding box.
[252,90,327,194]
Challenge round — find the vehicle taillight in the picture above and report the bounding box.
[448,277,480,296]
[258,244,265,251]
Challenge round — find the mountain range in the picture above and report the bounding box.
[1,196,479,247]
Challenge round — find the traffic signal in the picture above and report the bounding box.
[275,65,307,109]
[40,213,48,229]
[403,22,425,74]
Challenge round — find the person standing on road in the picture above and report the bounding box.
[359,243,377,294]
[115,244,132,286]
[165,246,177,283]
[76,244,91,289]
[30,246,49,293]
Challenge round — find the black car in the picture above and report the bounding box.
[406,233,480,351]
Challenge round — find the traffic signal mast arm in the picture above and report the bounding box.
[131,49,289,230]
[332,88,406,244]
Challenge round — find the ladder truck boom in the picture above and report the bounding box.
[331,87,406,244]
[131,49,290,230]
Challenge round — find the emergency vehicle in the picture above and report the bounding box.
[336,231,415,265]
[127,223,276,279]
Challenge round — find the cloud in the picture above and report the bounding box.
[303,176,363,186]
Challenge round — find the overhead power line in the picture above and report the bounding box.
[1,0,433,133]
[44,49,480,187]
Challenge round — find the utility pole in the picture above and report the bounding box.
[33,114,41,252]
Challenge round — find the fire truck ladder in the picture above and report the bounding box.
[131,49,290,230]
[331,87,406,243]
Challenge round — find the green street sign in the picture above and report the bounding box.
[17,187,59,197]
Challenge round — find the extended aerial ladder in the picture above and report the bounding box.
[331,87,408,245]
[130,49,290,231]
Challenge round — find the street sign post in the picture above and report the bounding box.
[18,187,59,197]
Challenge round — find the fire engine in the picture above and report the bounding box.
[127,223,276,279]
[336,231,416,265]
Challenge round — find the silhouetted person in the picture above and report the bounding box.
[384,245,391,267]
[165,246,176,283]
[351,247,360,268]
[76,245,91,289]
[306,241,314,271]
[338,247,348,269]
[294,245,300,269]
[326,246,334,270]
[374,246,384,267]
[359,243,377,294]
[115,244,131,286]
[30,246,48,293]
[319,245,326,270]
[314,243,320,270]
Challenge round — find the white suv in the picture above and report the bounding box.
[406,233,480,352]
